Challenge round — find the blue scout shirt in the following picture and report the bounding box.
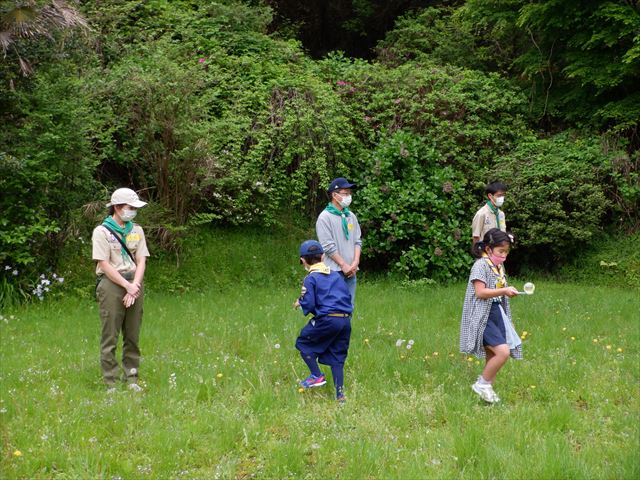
[299,263,353,317]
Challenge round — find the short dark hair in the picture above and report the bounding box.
[485,182,508,195]
[107,205,116,216]
[301,254,323,265]
[472,228,514,257]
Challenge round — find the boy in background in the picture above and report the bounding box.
[472,181,508,247]
[294,240,353,402]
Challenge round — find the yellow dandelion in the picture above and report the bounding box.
[522,331,528,336]
[530,385,536,389]
[364,338,369,343]
[216,373,223,378]
[592,339,598,343]
[449,353,454,358]
[467,357,474,362]
[475,360,480,365]
[298,387,304,393]
[570,336,576,341]
[400,355,405,359]
[562,327,567,331]
[606,345,612,350]
[13,450,22,457]
[433,352,439,356]
[617,347,623,353]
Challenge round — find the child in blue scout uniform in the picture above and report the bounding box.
[294,240,353,402]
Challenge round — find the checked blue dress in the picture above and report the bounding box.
[459,258,523,360]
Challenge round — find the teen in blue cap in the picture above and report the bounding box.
[316,177,362,306]
[293,239,353,402]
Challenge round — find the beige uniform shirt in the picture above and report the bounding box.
[472,203,506,240]
[92,224,150,276]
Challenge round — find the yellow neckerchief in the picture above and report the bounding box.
[307,262,331,275]
[482,253,506,288]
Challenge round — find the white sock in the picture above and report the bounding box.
[477,376,491,385]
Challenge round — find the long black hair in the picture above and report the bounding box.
[472,228,513,258]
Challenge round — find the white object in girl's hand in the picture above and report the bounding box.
[520,282,535,295]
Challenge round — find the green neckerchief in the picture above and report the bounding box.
[486,200,501,230]
[102,216,133,261]
[325,203,350,240]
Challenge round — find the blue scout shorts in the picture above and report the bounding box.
[295,314,352,366]
[483,302,507,347]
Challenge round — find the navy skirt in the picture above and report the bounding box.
[483,302,507,347]
[295,315,352,366]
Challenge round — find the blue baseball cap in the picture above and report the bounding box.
[299,240,324,257]
[328,177,357,193]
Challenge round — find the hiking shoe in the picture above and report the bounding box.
[472,381,499,403]
[127,383,144,393]
[299,374,327,389]
[336,394,347,404]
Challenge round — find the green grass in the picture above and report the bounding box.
[1,281,639,479]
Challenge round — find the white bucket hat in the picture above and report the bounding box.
[106,188,148,208]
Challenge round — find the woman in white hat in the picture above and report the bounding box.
[92,188,150,391]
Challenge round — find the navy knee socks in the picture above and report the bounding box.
[331,364,344,397]
[300,352,322,377]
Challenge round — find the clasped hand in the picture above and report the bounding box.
[123,281,141,308]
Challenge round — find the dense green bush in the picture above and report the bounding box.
[1,0,637,305]
[0,65,98,302]
[357,131,472,280]
[494,132,614,267]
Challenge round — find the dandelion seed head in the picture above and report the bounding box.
[274,343,280,349]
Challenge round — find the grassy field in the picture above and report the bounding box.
[1,280,638,479]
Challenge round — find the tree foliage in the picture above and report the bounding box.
[0,0,636,304]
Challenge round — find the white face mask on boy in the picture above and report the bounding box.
[336,193,352,208]
[493,196,505,208]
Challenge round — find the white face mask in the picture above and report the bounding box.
[120,208,137,222]
[336,193,352,208]
[494,196,505,208]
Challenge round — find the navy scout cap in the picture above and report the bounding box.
[299,240,324,257]
[327,177,357,193]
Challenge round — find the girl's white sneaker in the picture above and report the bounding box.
[472,381,500,403]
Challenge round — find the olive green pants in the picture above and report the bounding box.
[96,276,143,385]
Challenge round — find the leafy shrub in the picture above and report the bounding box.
[357,131,473,281]
[494,132,614,267]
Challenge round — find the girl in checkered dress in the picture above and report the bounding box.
[460,228,521,403]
